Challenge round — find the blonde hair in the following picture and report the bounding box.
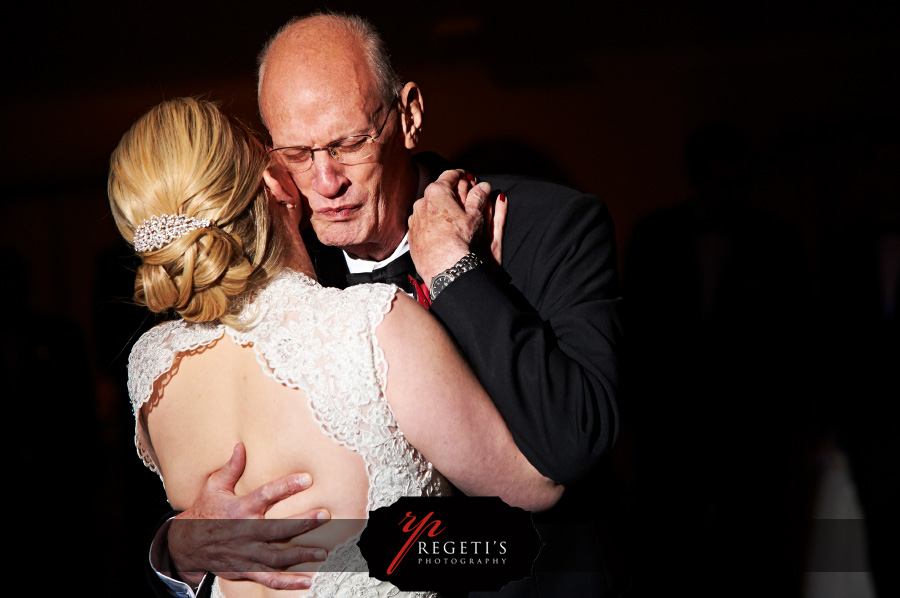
[108,97,283,326]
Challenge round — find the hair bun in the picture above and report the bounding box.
[135,225,253,322]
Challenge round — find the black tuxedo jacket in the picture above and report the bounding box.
[146,153,626,598]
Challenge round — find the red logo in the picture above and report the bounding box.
[388,511,446,574]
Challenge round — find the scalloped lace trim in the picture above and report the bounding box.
[127,320,225,476]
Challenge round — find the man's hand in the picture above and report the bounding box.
[408,169,493,286]
[168,443,330,590]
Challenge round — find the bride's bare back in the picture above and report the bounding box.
[148,334,371,520]
[148,334,373,598]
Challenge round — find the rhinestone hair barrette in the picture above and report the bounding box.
[133,214,213,253]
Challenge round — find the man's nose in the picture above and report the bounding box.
[310,152,349,199]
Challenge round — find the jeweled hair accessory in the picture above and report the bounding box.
[133,214,213,252]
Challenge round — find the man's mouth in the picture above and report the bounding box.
[316,205,360,220]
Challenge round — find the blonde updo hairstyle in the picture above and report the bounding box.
[108,97,283,326]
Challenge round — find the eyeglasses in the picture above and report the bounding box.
[267,98,398,173]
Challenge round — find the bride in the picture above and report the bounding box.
[108,97,561,597]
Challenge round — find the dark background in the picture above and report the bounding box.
[2,2,898,596]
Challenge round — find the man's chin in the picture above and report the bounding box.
[311,221,365,251]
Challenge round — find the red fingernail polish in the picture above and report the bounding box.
[499,193,507,202]
[467,173,476,183]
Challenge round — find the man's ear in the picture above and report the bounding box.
[398,81,424,150]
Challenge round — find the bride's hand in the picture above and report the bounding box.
[458,172,507,267]
[264,165,304,228]
[481,189,507,266]
[168,443,331,590]
[263,167,309,270]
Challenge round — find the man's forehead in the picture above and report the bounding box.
[261,47,383,145]
[266,95,382,147]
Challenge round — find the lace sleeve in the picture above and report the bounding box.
[343,282,398,401]
[127,320,224,477]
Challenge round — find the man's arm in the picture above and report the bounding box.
[146,514,208,598]
[145,443,330,597]
[410,173,622,485]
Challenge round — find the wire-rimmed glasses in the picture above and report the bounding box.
[267,97,398,173]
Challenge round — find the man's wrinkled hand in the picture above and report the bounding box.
[408,169,492,286]
[168,443,330,590]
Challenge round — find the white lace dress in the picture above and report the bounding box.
[127,270,449,597]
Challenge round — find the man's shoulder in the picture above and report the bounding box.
[481,172,581,195]
[472,174,614,269]
[416,152,598,203]
[479,173,610,234]
[414,152,611,243]
[481,173,605,213]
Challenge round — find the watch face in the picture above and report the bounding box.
[431,274,451,296]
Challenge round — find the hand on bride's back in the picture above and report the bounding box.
[168,443,331,590]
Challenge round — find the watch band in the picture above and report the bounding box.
[429,252,482,301]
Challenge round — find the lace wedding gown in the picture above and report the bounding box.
[127,270,450,597]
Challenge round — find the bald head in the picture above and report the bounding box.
[258,13,400,130]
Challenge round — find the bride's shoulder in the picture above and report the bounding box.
[127,319,224,387]
[260,270,398,312]
[131,319,222,353]
[267,268,320,290]
[250,268,320,304]
[322,283,399,325]
[337,281,398,304]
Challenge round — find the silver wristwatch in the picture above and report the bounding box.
[429,252,482,301]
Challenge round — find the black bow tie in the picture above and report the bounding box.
[345,251,421,294]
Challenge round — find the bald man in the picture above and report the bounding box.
[146,12,625,598]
